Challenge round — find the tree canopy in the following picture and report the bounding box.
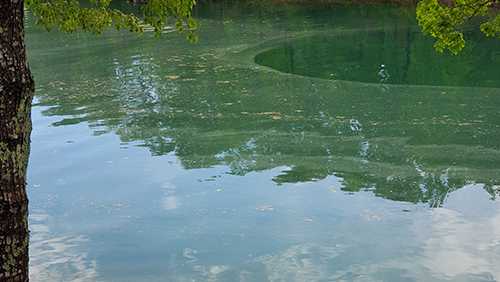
[25,0,198,39]
[417,0,500,54]
[23,0,500,54]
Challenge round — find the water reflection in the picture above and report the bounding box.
[420,207,500,280]
[32,44,500,206]
[30,213,97,281]
[25,2,500,280]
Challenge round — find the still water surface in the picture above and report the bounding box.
[27,2,500,281]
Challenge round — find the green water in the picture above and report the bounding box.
[255,32,500,87]
[27,2,500,281]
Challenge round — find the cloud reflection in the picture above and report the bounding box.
[419,207,500,280]
[29,213,98,282]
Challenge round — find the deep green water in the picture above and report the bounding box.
[27,2,500,281]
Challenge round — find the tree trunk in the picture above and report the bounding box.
[0,0,34,281]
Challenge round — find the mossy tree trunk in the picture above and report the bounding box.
[0,0,34,281]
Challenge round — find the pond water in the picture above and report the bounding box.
[255,32,500,87]
[26,2,500,282]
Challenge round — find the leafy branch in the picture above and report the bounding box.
[417,0,500,54]
[25,0,198,40]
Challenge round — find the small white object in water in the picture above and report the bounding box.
[378,64,390,83]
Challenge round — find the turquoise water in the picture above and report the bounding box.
[27,2,500,281]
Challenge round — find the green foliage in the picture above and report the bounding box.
[25,0,198,40]
[417,0,499,54]
[481,13,500,37]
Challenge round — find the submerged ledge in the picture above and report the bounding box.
[253,31,500,88]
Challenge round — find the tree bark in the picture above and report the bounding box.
[0,0,34,281]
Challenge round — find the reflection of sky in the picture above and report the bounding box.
[25,6,500,281]
[419,186,500,281]
[233,186,500,282]
[421,208,500,280]
[30,212,97,282]
[27,101,500,281]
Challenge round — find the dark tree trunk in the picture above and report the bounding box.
[0,0,34,281]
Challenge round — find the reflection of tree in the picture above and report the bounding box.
[34,55,500,207]
[339,169,470,207]
[30,2,500,208]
